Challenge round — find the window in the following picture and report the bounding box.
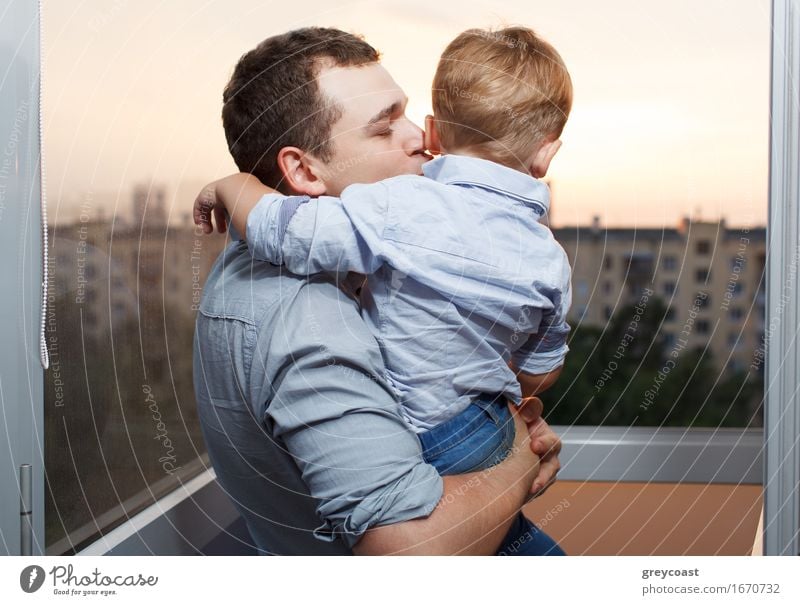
[697,240,712,254]
[27,2,771,560]
[696,268,711,283]
[730,307,744,321]
[663,282,676,296]
[696,320,711,334]
[604,305,613,320]
[697,292,711,309]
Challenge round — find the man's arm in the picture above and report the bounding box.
[353,409,541,555]
[256,276,543,555]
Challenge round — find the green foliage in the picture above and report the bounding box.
[545,296,763,428]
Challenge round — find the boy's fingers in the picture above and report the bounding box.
[213,207,227,234]
[193,185,218,233]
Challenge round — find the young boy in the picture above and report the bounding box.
[196,26,573,481]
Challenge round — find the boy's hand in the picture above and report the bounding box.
[193,180,227,235]
[193,173,274,237]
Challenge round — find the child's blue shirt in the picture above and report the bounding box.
[245,154,571,432]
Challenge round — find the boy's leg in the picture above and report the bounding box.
[418,393,514,475]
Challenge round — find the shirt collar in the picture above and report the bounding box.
[421,154,550,216]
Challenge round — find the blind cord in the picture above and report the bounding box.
[38,0,49,370]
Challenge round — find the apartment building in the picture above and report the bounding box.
[553,217,767,374]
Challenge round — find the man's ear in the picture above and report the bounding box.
[276,147,328,196]
[424,115,442,156]
[530,138,562,179]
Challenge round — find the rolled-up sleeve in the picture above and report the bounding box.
[512,244,573,375]
[245,193,310,265]
[251,275,443,548]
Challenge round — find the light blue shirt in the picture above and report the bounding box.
[193,239,443,554]
[246,154,572,432]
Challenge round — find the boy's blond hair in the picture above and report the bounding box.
[432,26,573,167]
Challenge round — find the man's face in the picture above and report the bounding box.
[313,62,431,196]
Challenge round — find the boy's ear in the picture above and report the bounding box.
[530,138,562,178]
[424,115,442,156]
[276,147,328,196]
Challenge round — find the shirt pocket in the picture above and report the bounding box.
[195,311,256,406]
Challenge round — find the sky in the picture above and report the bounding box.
[43,0,771,227]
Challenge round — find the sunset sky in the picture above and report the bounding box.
[44,0,771,227]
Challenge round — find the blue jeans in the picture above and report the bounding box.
[419,394,566,556]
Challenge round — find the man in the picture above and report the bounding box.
[193,27,564,555]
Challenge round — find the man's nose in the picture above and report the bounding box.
[397,117,425,155]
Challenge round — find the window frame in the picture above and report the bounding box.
[9,0,793,557]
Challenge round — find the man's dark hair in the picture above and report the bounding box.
[222,27,380,190]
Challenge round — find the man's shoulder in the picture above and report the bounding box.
[199,240,356,325]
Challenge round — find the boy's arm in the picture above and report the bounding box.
[511,244,572,399]
[248,183,388,275]
[194,173,276,236]
[513,364,563,399]
[194,173,389,275]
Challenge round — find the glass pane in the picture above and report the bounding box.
[42,8,229,551]
[42,1,769,553]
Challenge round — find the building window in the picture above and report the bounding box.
[696,292,711,309]
[728,332,740,348]
[663,282,676,296]
[602,280,613,295]
[604,255,612,270]
[732,282,744,297]
[731,256,746,271]
[662,256,677,271]
[697,240,711,254]
[604,305,613,320]
[696,320,711,334]
[663,332,675,348]
[665,307,676,322]
[696,268,711,283]
[576,279,589,300]
[730,307,744,321]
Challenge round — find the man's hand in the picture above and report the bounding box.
[527,416,561,498]
[511,396,561,497]
[517,395,543,425]
[193,180,227,235]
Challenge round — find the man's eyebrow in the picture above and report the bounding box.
[365,97,407,128]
